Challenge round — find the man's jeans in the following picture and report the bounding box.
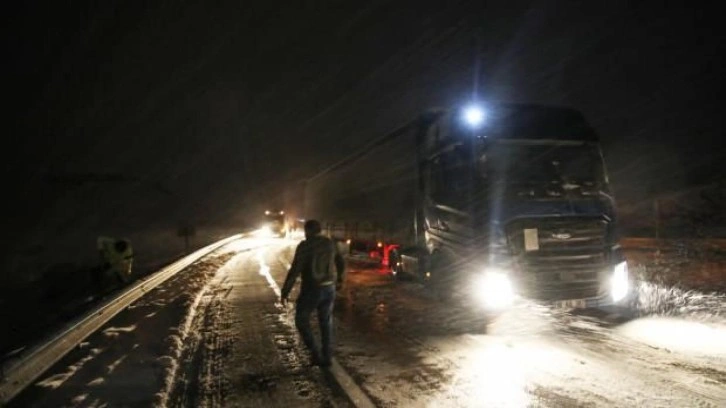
[295,285,335,363]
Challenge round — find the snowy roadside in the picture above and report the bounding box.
[7,249,238,407]
[10,237,356,408]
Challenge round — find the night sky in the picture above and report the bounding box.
[4,1,725,279]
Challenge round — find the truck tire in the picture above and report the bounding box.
[425,251,454,301]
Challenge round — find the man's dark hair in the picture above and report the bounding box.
[304,219,322,238]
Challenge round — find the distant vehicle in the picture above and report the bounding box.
[346,239,385,266]
[261,210,287,237]
[304,103,634,312]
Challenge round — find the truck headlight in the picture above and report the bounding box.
[473,268,514,310]
[611,261,629,303]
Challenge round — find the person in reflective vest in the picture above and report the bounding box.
[97,236,134,285]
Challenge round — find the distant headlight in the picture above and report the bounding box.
[473,268,514,310]
[611,261,629,303]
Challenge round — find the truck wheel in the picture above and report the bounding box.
[425,252,453,301]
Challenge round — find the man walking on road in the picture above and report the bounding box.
[281,220,345,367]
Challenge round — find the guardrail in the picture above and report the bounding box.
[0,233,245,404]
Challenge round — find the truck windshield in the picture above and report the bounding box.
[480,141,607,193]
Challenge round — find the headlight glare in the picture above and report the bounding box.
[611,261,629,302]
[255,226,274,237]
[473,268,514,310]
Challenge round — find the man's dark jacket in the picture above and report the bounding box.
[281,235,345,299]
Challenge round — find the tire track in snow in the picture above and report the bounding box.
[156,250,243,408]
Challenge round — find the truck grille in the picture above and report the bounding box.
[505,217,609,301]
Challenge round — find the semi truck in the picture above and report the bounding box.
[260,210,287,237]
[304,103,633,311]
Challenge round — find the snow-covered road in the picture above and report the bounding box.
[9,237,351,407]
[9,236,726,407]
[332,261,726,407]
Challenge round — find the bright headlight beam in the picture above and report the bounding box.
[254,226,274,238]
[463,105,485,127]
[473,268,514,310]
[611,261,629,302]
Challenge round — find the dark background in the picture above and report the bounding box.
[3,1,724,287]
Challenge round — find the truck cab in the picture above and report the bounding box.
[261,210,287,237]
[304,103,633,312]
[415,104,631,309]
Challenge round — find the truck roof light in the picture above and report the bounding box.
[463,105,485,128]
